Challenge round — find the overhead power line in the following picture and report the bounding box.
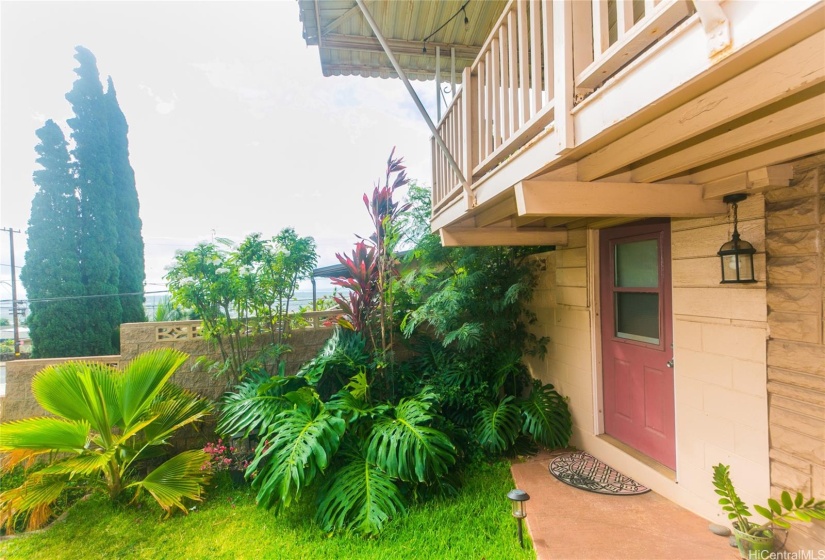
[1,289,170,305]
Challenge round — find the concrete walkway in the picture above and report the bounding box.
[510,450,740,560]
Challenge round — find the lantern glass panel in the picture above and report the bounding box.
[512,500,526,518]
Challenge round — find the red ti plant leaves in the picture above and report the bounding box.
[331,241,378,334]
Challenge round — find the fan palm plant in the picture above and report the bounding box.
[0,349,212,532]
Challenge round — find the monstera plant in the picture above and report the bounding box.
[0,349,212,532]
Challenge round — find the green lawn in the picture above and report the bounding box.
[0,460,534,560]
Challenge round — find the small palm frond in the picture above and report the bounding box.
[442,322,483,350]
[0,417,90,454]
[474,396,521,454]
[367,393,456,483]
[141,384,212,444]
[0,473,68,533]
[316,448,405,536]
[520,380,572,449]
[217,369,300,438]
[38,449,116,476]
[120,349,189,427]
[31,361,120,433]
[250,393,346,511]
[129,450,211,517]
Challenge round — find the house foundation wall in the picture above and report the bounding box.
[765,154,825,552]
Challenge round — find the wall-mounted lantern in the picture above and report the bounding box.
[507,488,530,548]
[718,193,757,284]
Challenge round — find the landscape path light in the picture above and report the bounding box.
[507,488,530,548]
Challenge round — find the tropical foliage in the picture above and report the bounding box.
[215,152,571,537]
[221,367,455,536]
[165,228,318,381]
[398,183,569,458]
[712,463,825,537]
[0,349,212,532]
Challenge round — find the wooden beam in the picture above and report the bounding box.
[703,165,794,199]
[749,165,794,190]
[631,90,825,182]
[577,29,825,181]
[690,128,825,185]
[321,34,480,60]
[544,216,576,228]
[440,227,569,247]
[474,198,517,227]
[702,173,747,200]
[512,216,546,227]
[514,180,727,217]
[587,217,640,229]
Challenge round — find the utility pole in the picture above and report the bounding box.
[1,227,22,357]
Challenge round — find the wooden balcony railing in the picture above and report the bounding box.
[431,0,693,212]
[577,0,692,90]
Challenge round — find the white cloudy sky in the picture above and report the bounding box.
[0,0,440,305]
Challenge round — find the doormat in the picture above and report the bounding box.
[549,451,650,495]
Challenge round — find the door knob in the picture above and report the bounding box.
[666,359,674,368]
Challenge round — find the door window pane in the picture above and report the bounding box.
[615,292,660,344]
[615,239,659,287]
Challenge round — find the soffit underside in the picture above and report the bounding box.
[297,0,506,81]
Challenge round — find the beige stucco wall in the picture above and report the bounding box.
[765,155,825,552]
[526,204,771,524]
[0,320,333,424]
[524,228,595,433]
[670,194,770,521]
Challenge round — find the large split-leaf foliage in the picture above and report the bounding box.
[217,156,571,536]
[0,349,212,532]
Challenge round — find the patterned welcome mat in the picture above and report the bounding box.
[549,451,650,495]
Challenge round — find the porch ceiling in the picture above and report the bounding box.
[296,0,506,81]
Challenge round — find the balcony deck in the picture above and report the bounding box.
[430,0,824,245]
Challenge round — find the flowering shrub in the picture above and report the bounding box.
[203,439,249,472]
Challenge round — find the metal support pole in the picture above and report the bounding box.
[1,227,21,356]
[436,46,442,122]
[517,518,524,548]
[450,47,456,99]
[311,276,317,311]
[355,0,475,207]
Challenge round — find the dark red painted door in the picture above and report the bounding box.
[600,221,675,470]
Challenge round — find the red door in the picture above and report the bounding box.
[600,221,675,470]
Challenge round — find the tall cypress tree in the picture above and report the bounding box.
[105,77,146,323]
[66,46,122,355]
[20,121,87,358]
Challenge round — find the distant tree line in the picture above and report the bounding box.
[21,46,146,358]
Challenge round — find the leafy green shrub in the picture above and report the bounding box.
[166,228,318,381]
[0,349,212,532]
[713,463,825,536]
[215,154,571,537]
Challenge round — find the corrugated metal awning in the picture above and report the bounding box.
[297,0,506,81]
